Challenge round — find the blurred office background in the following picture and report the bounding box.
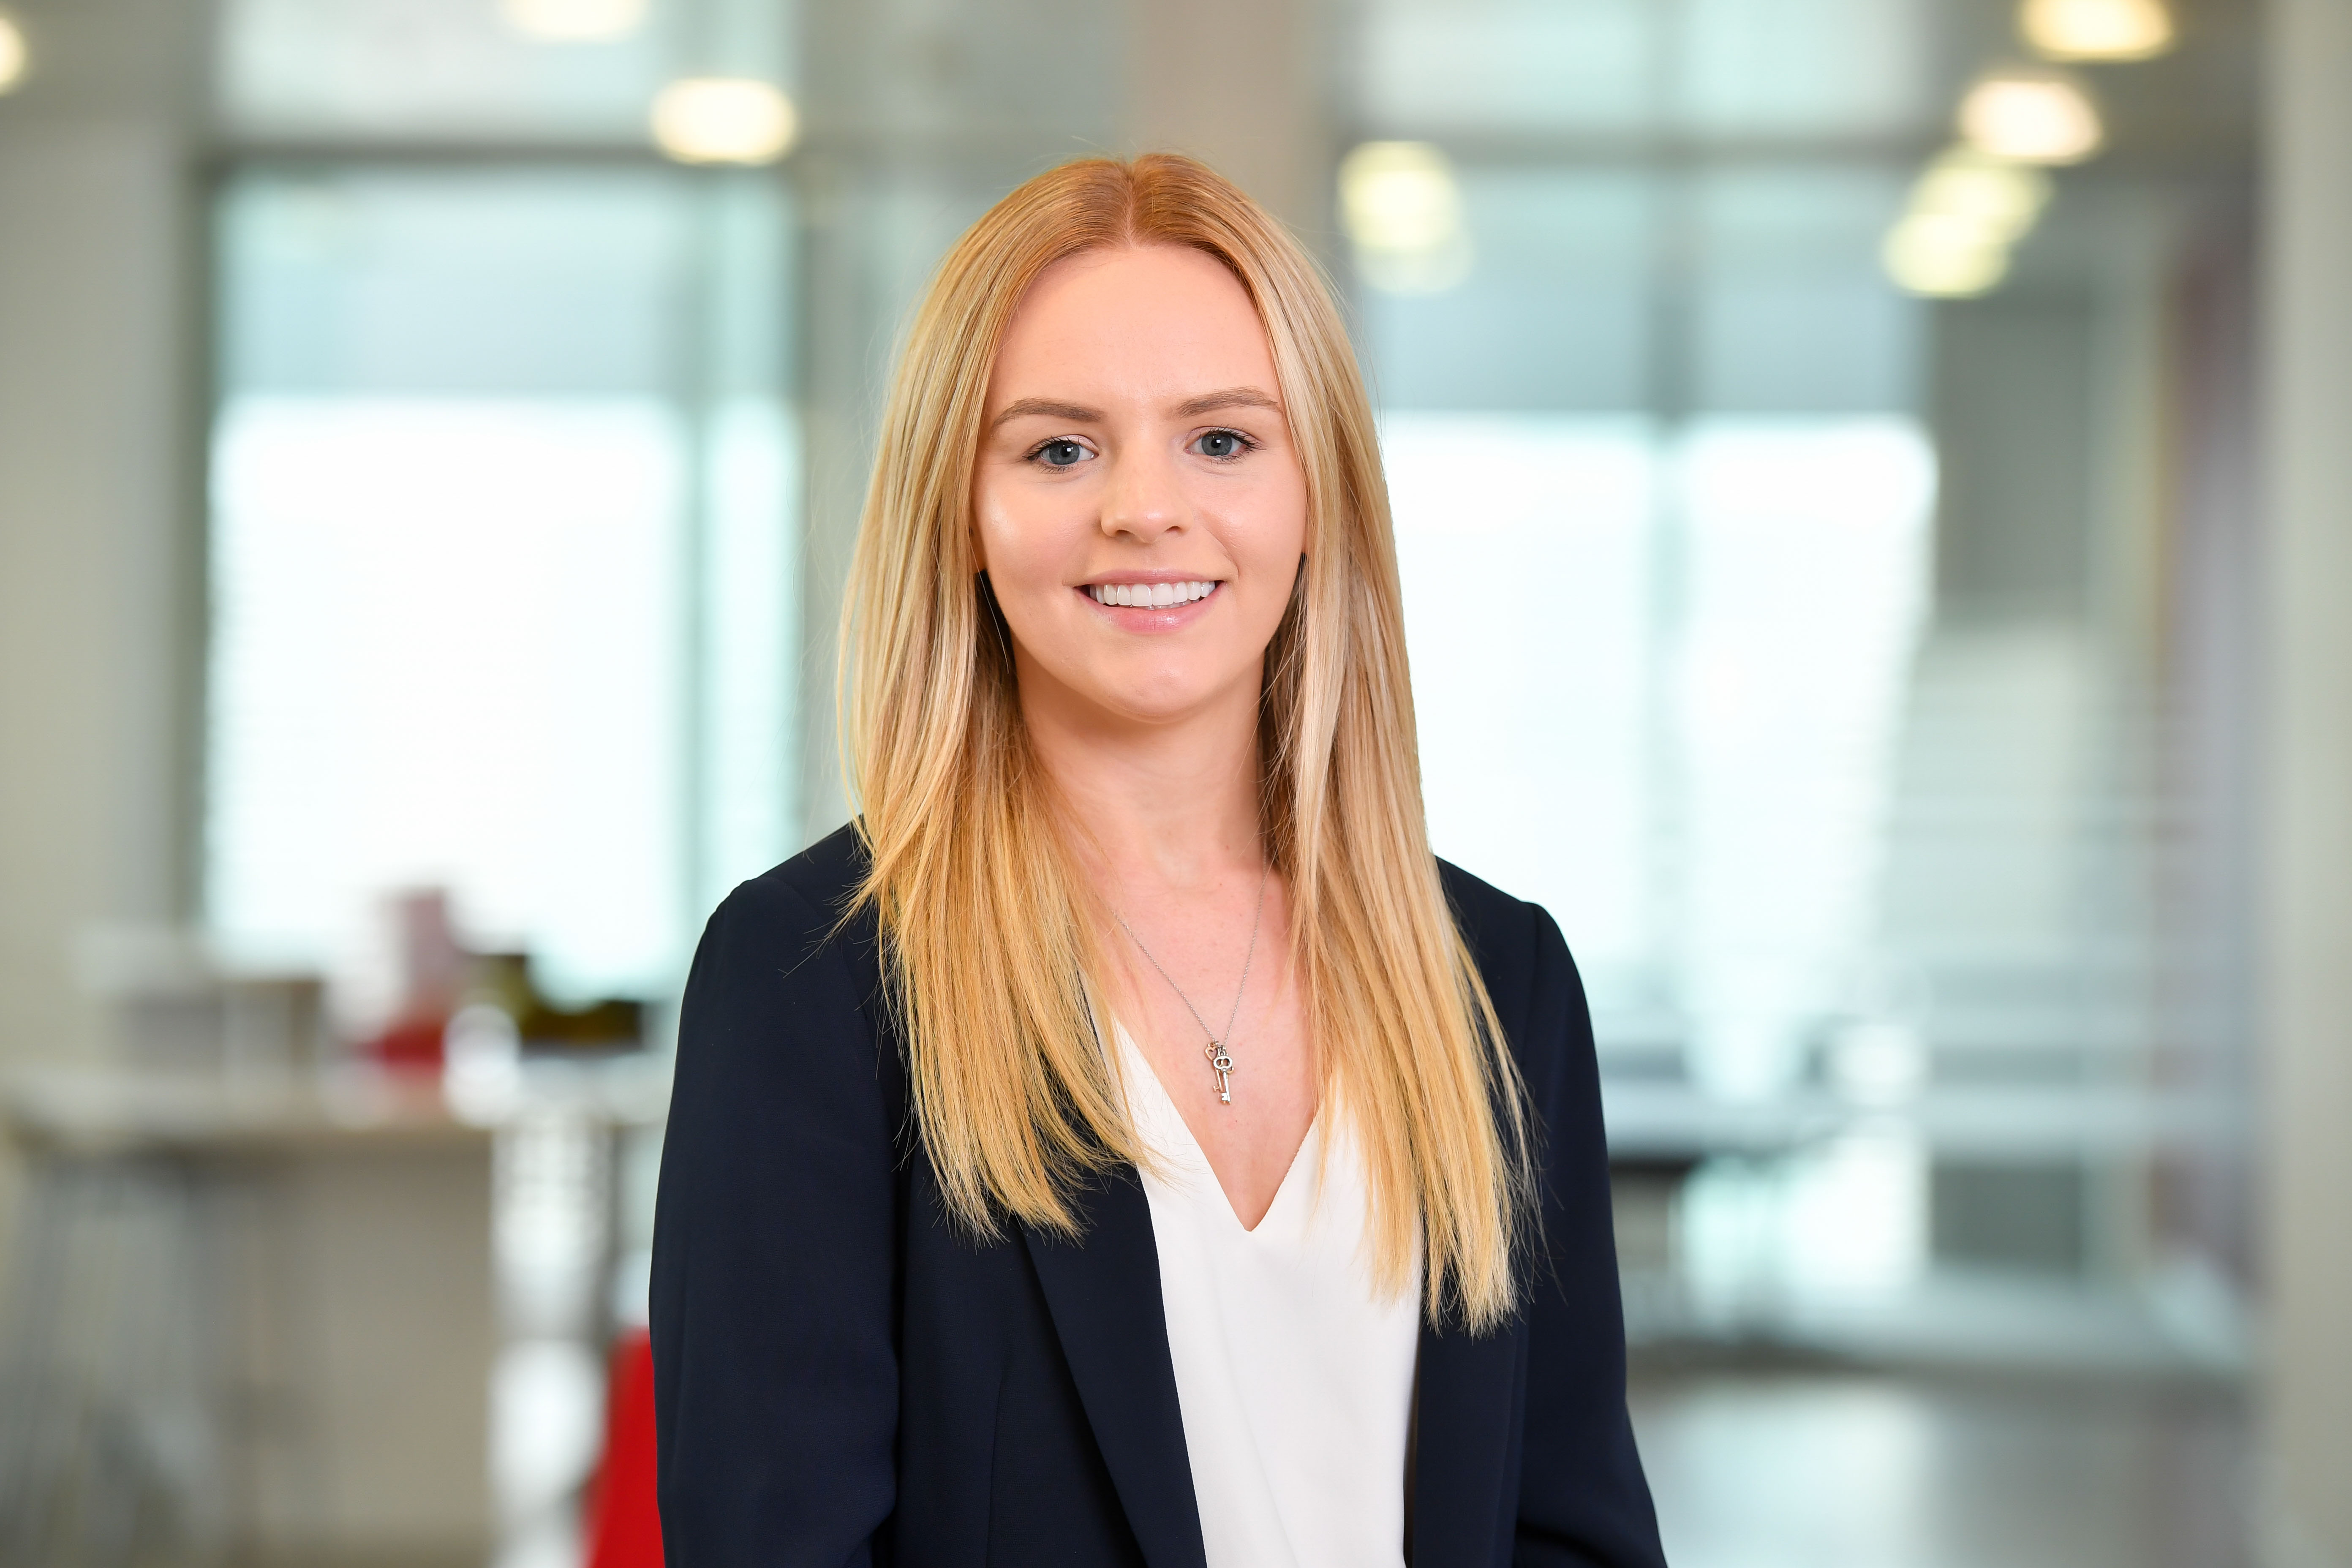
[0,0,2345,1563]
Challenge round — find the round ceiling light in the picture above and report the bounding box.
[1909,151,2052,244]
[1883,212,2013,298]
[502,0,649,42]
[1339,142,1472,294]
[650,79,798,166]
[1958,71,2104,164]
[2020,0,2175,61]
[0,14,28,94]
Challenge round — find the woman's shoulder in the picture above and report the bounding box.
[681,823,890,1064]
[691,824,878,985]
[716,821,871,939]
[1435,858,1590,1075]
[1436,859,1577,990]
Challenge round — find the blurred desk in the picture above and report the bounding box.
[0,1061,667,1568]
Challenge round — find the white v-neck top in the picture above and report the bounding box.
[1112,1025,1421,1568]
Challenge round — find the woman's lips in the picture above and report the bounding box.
[1075,579,1222,627]
[1082,578,1220,609]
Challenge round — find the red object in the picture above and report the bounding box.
[585,1328,664,1568]
[367,1012,447,1070]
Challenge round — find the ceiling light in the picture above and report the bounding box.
[1958,71,2104,163]
[0,15,27,94]
[1339,142,1472,294]
[2020,0,2175,61]
[502,0,648,42]
[1341,142,1461,252]
[649,79,797,166]
[1908,150,2052,244]
[1883,213,2012,298]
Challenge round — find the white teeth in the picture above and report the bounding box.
[1089,580,1217,607]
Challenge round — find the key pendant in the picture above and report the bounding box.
[1204,1040,1235,1105]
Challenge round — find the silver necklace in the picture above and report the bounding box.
[1114,864,1270,1106]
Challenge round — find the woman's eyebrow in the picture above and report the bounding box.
[990,397,1103,429]
[1172,387,1282,418]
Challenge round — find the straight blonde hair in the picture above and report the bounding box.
[841,154,1531,1329]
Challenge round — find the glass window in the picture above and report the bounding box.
[207,167,796,1008]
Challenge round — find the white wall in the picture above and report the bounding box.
[0,0,205,1064]
[0,119,191,1067]
[0,0,205,1253]
[2262,0,2352,1561]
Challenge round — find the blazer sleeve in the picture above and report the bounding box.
[1513,904,1669,1568]
[650,873,903,1568]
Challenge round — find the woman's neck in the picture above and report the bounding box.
[1014,654,1265,894]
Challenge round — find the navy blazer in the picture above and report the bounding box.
[651,825,1666,1567]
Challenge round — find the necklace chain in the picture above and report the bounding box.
[1115,864,1270,1106]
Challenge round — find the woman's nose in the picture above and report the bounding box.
[1101,447,1184,542]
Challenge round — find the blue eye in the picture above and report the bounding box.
[1194,429,1248,460]
[1037,439,1087,468]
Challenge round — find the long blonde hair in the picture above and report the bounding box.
[841,154,1531,1329]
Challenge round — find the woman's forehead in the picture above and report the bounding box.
[989,245,1274,410]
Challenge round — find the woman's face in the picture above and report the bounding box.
[973,244,1308,731]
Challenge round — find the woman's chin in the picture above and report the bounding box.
[1035,665,1255,735]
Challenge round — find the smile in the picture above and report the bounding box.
[1084,580,1220,608]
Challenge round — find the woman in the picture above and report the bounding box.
[651,154,1666,1568]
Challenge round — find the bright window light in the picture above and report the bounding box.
[650,78,797,165]
[1388,413,1934,1095]
[211,169,799,1023]
[2020,0,2175,61]
[208,397,691,1007]
[1671,418,1935,1095]
[1958,71,2104,164]
[1387,415,1659,975]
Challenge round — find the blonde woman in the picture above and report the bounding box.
[651,155,1665,1568]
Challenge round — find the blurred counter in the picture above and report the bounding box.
[0,1060,666,1568]
[2,1057,670,1155]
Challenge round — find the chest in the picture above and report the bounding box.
[1116,956,1312,1230]
[887,1150,1527,1568]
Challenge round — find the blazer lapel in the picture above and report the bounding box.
[1410,1316,1523,1568]
[1022,1169,1210,1568]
